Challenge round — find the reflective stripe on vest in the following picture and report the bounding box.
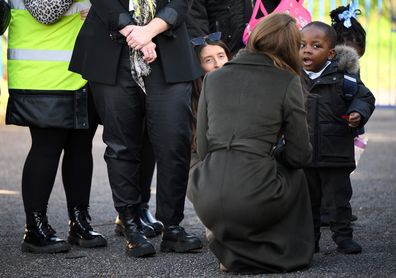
[8,49,72,62]
[7,0,90,90]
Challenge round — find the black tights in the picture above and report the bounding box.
[22,124,97,225]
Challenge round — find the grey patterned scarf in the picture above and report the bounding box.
[129,0,156,93]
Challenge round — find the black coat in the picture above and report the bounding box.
[186,0,280,55]
[302,46,376,168]
[69,0,202,85]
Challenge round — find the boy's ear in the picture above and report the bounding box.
[328,48,336,60]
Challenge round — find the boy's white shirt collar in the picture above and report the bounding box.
[304,61,332,80]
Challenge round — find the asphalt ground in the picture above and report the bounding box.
[0,108,395,277]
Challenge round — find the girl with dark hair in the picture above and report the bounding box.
[190,34,231,154]
[330,3,367,57]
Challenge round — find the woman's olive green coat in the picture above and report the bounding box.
[188,51,314,274]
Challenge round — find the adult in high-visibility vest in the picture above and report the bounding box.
[6,0,107,253]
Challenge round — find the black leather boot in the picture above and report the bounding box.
[21,211,71,254]
[68,205,107,248]
[138,203,164,235]
[115,215,156,238]
[160,225,202,253]
[118,207,156,258]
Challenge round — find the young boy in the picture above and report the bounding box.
[300,21,375,254]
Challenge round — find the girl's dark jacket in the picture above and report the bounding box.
[302,45,375,168]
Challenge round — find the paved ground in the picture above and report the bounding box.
[0,108,395,277]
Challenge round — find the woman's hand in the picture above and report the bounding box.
[119,25,135,38]
[140,42,157,64]
[126,18,169,50]
[126,25,153,50]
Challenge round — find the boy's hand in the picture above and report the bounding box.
[348,112,361,128]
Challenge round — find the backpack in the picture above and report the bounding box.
[242,0,312,45]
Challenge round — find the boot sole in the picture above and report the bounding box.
[126,244,156,258]
[21,241,71,254]
[115,224,157,238]
[160,240,203,253]
[68,235,107,248]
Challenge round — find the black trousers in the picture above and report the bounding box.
[22,95,98,225]
[140,127,155,203]
[304,167,354,244]
[90,46,192,226]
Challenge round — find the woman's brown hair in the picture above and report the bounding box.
[247,13,301,75]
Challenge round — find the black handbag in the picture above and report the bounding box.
[0,0,10,35]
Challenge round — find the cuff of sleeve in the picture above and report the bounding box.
[156,7,178,27]
[117,13,134,30]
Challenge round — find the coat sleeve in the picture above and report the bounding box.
[279,75,312,168]
[346,80,376,128]
[156,0,191,29]
[90,0,132,31]
[196,75,209,160]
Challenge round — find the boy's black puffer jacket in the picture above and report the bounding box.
[302,45,376,168]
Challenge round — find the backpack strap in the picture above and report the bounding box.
[343,73,358,101]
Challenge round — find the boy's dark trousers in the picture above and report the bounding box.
[304,167,355,244]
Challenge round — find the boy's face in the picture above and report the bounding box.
[300,26,336,72]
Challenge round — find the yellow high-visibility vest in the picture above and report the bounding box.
[7,0,90,90]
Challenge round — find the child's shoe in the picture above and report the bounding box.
[336,239,362,254]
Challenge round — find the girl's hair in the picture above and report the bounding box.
[247,13,301,75]
[330,5,366,56]
[194,40,232,61]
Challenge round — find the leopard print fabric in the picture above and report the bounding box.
[24,0,73,24]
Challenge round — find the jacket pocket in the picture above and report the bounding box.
[318,122,354,162]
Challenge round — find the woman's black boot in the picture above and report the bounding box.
[115,214,156,238]
[68,205,107,248]
[118,206,156,258]
[138,203,164,235]
[21,211,71,253]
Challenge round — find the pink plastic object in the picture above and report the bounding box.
[242,0,312,45]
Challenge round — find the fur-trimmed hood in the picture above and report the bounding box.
[335,45,360,74]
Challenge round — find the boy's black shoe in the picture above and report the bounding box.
[160,225,202,252]
[351,214,358,222]
[336,239,362,254]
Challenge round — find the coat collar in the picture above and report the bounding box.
[227,50,274,67]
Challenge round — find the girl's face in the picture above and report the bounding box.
[300,26,336,72]
[199,45,229,73]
